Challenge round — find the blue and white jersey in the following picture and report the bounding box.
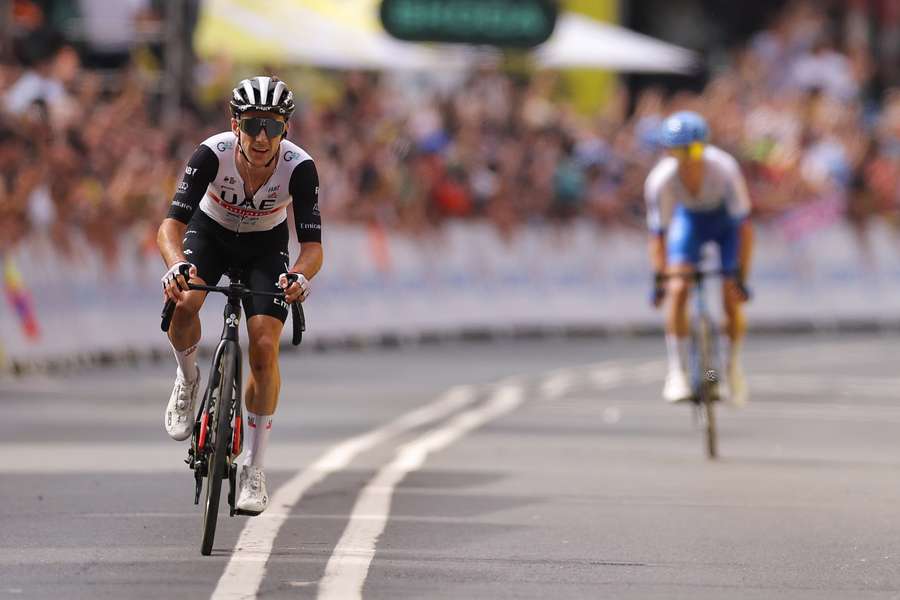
[644,145,751,233]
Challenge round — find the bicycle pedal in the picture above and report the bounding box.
[234,508,263,517]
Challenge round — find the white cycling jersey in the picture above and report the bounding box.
[644,144,751,232]
[196,132,313,233]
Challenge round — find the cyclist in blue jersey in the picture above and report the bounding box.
[645,111,754,406]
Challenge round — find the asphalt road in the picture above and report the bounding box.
[4,333,900,599]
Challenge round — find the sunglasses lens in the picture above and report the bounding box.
[240,117,285,138]
[240,118,263,136]
[265,119,285,137]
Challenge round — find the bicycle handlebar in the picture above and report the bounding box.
[160,266,305,345]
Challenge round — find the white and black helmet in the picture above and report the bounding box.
[230,76,295,118]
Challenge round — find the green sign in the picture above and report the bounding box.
[380,0,558,48]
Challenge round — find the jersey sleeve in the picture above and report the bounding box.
[165,145,219,224]
[644,163,673,233]
[289,159,322,243]
[723,155,751,220]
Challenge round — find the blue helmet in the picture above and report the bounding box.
[659,111,709,148]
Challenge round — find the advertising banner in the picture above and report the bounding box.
[3,220,900,366]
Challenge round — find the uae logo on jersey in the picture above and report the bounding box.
[312,201,320,216]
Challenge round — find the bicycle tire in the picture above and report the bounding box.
[200,342,237,556]
[697,315,718,459]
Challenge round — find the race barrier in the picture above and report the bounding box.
[3,219,900,367]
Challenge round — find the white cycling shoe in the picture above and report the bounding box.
[663,368,692,403]
[237,465,269,515]
[164,366,200,441]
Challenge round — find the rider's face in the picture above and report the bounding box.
[232,111,286,167]
[668,142,705,163]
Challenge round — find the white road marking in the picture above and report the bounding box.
[602,407,622,424]
[588,364,626,390]
[316,382,524,600]
[209,385,475,600]
[539,369,576,399]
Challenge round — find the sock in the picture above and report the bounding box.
[725,337,742,368]
[244,411,273,468]
[666,334,688,372]
[171,341,198,382]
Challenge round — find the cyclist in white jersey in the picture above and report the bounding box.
[645,111,754,406]
[157,76,323,515]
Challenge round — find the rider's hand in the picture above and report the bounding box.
[279,272,310,303]
[162,262,196,303]
[650,272,665,308]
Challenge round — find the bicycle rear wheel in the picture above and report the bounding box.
[200,342,237,556]
[696,315,718,459]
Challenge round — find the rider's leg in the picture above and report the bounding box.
[243,314,284,468]
[719,217,750,406]
[665,263,693,372]
[661,206,699,402]
[168,283,208,382]
[722,280,745,362]
[164,283,208,440]
[720,279,747,406]
[170,216,226,381]
[237,314,284,514]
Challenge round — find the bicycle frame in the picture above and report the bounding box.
[200,290,245,456]
[161,266,307,555]
[661,269,723,459]
[690,273,721,395]
[688,271,721,459]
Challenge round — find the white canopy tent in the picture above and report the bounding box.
[194,0,698,74]
[533,13,697,73]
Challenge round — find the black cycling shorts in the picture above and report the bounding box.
[183,211,290,322]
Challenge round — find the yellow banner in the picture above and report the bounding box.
[561,0,619,116]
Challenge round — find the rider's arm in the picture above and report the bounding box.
[288,160,323,281]
[157,145,219,268]
[649,231,666,273]
[724,154,753,281]
[644,163,671,274]
[644,163,672,306]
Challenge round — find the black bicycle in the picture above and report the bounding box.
[161,265,304,556]
[663,270,724,460]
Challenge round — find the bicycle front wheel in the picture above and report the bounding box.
[200,342,238,556]
[697,316,718,459]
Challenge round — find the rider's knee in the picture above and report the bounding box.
[722,282,741,310]
[248,337,278,373]
[668,278,690,303]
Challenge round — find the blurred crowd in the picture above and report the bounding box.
[3,0,900,263]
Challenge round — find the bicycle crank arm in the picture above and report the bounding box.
[227,463,237,517]
[194,470,203,505]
